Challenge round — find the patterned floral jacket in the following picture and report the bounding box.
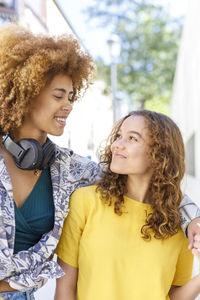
[0,146,199,291]
[0,146,100,291]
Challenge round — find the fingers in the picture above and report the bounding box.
[187,221,200,249]
[192,248,200,255]
[192,247,200,273]
[191,234,200,264]
[194,234,200,242]
[188,230,194,249]
[193,234,200,249]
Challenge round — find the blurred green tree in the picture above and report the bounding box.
[86,0,182,113]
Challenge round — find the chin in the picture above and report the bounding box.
[110,164,123,174]
[50,130,64,136]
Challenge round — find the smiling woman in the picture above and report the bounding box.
[55,110,200,300]
[25,73,74,140]
[110,115,152,181]
[0,23,100,300]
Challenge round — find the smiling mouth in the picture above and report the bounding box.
[113,153,126,159]
[54,117,67,126]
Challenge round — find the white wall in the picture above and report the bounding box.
[171,0,200,204]
[172,2,200,298]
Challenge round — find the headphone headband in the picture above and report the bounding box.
[2,134,27,162]
[2,134,56,170]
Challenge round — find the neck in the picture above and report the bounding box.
[126,174,151,203]
[11,127,47,145]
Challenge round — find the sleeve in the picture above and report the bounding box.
[55,188,89,268]
[78,160,102,187]
[179,193,200,235]
[69,153,102,189]
[172,236,194,286]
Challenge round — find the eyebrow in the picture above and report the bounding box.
[119,129,142,138]
[53,88,74,95]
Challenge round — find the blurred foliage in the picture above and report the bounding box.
[95,58,111,95]
[85,0,183,111]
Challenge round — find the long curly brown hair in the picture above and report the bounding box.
[97,110,185,240]
[0,24,95,133]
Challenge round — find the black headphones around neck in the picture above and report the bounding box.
[2,134,56,170]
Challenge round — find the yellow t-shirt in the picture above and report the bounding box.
[56,185,193,300]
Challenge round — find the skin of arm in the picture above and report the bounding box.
[168,233,200,300]
[55,258,78,300]
[168,274,200,300]
[187,218,200,249]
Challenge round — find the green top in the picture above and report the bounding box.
[14,167,54,254]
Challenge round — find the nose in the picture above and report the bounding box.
[62,101,73,112]
[62,105,72,112]
[113,138,125,149]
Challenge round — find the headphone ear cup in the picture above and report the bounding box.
[41,138,56,169]
[14,139,43,170]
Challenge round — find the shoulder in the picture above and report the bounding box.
[57,146,98,168]
[59,147,100,180]
[69,185,98,210]
[72,185,98,198]
[55,145,74,160]
[167,229,189,252]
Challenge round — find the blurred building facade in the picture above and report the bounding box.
[0,0,75,34]
[171,0,200,205]
[0,0,113,162]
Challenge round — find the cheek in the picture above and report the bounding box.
[129,148,149,163]
[142,153,152,169]
[144,149,152,165]
[110,143,115,153]
[31,108,47,121]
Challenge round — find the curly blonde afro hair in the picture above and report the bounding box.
[97,110,185,240]
[0,24,96,133]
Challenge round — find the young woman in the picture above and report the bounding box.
[0,24,101,299]
[55,110,200,300]
[0,24,199,300]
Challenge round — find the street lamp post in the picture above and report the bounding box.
[107,34,121,124]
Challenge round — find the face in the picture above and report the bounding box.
[22,73,73,140]
[110,115,152,179]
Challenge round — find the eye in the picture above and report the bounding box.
[129,136,138,141]
[68,97,74,104]
[53,95,62,99]
[115,133,121,139]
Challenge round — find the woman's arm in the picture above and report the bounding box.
[179,194,200,248]
[169,233,200,300]
[55,187,92,299]
[169,275,200,300]
[55,258,78,300]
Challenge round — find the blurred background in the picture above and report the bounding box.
[0,0,199,298]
